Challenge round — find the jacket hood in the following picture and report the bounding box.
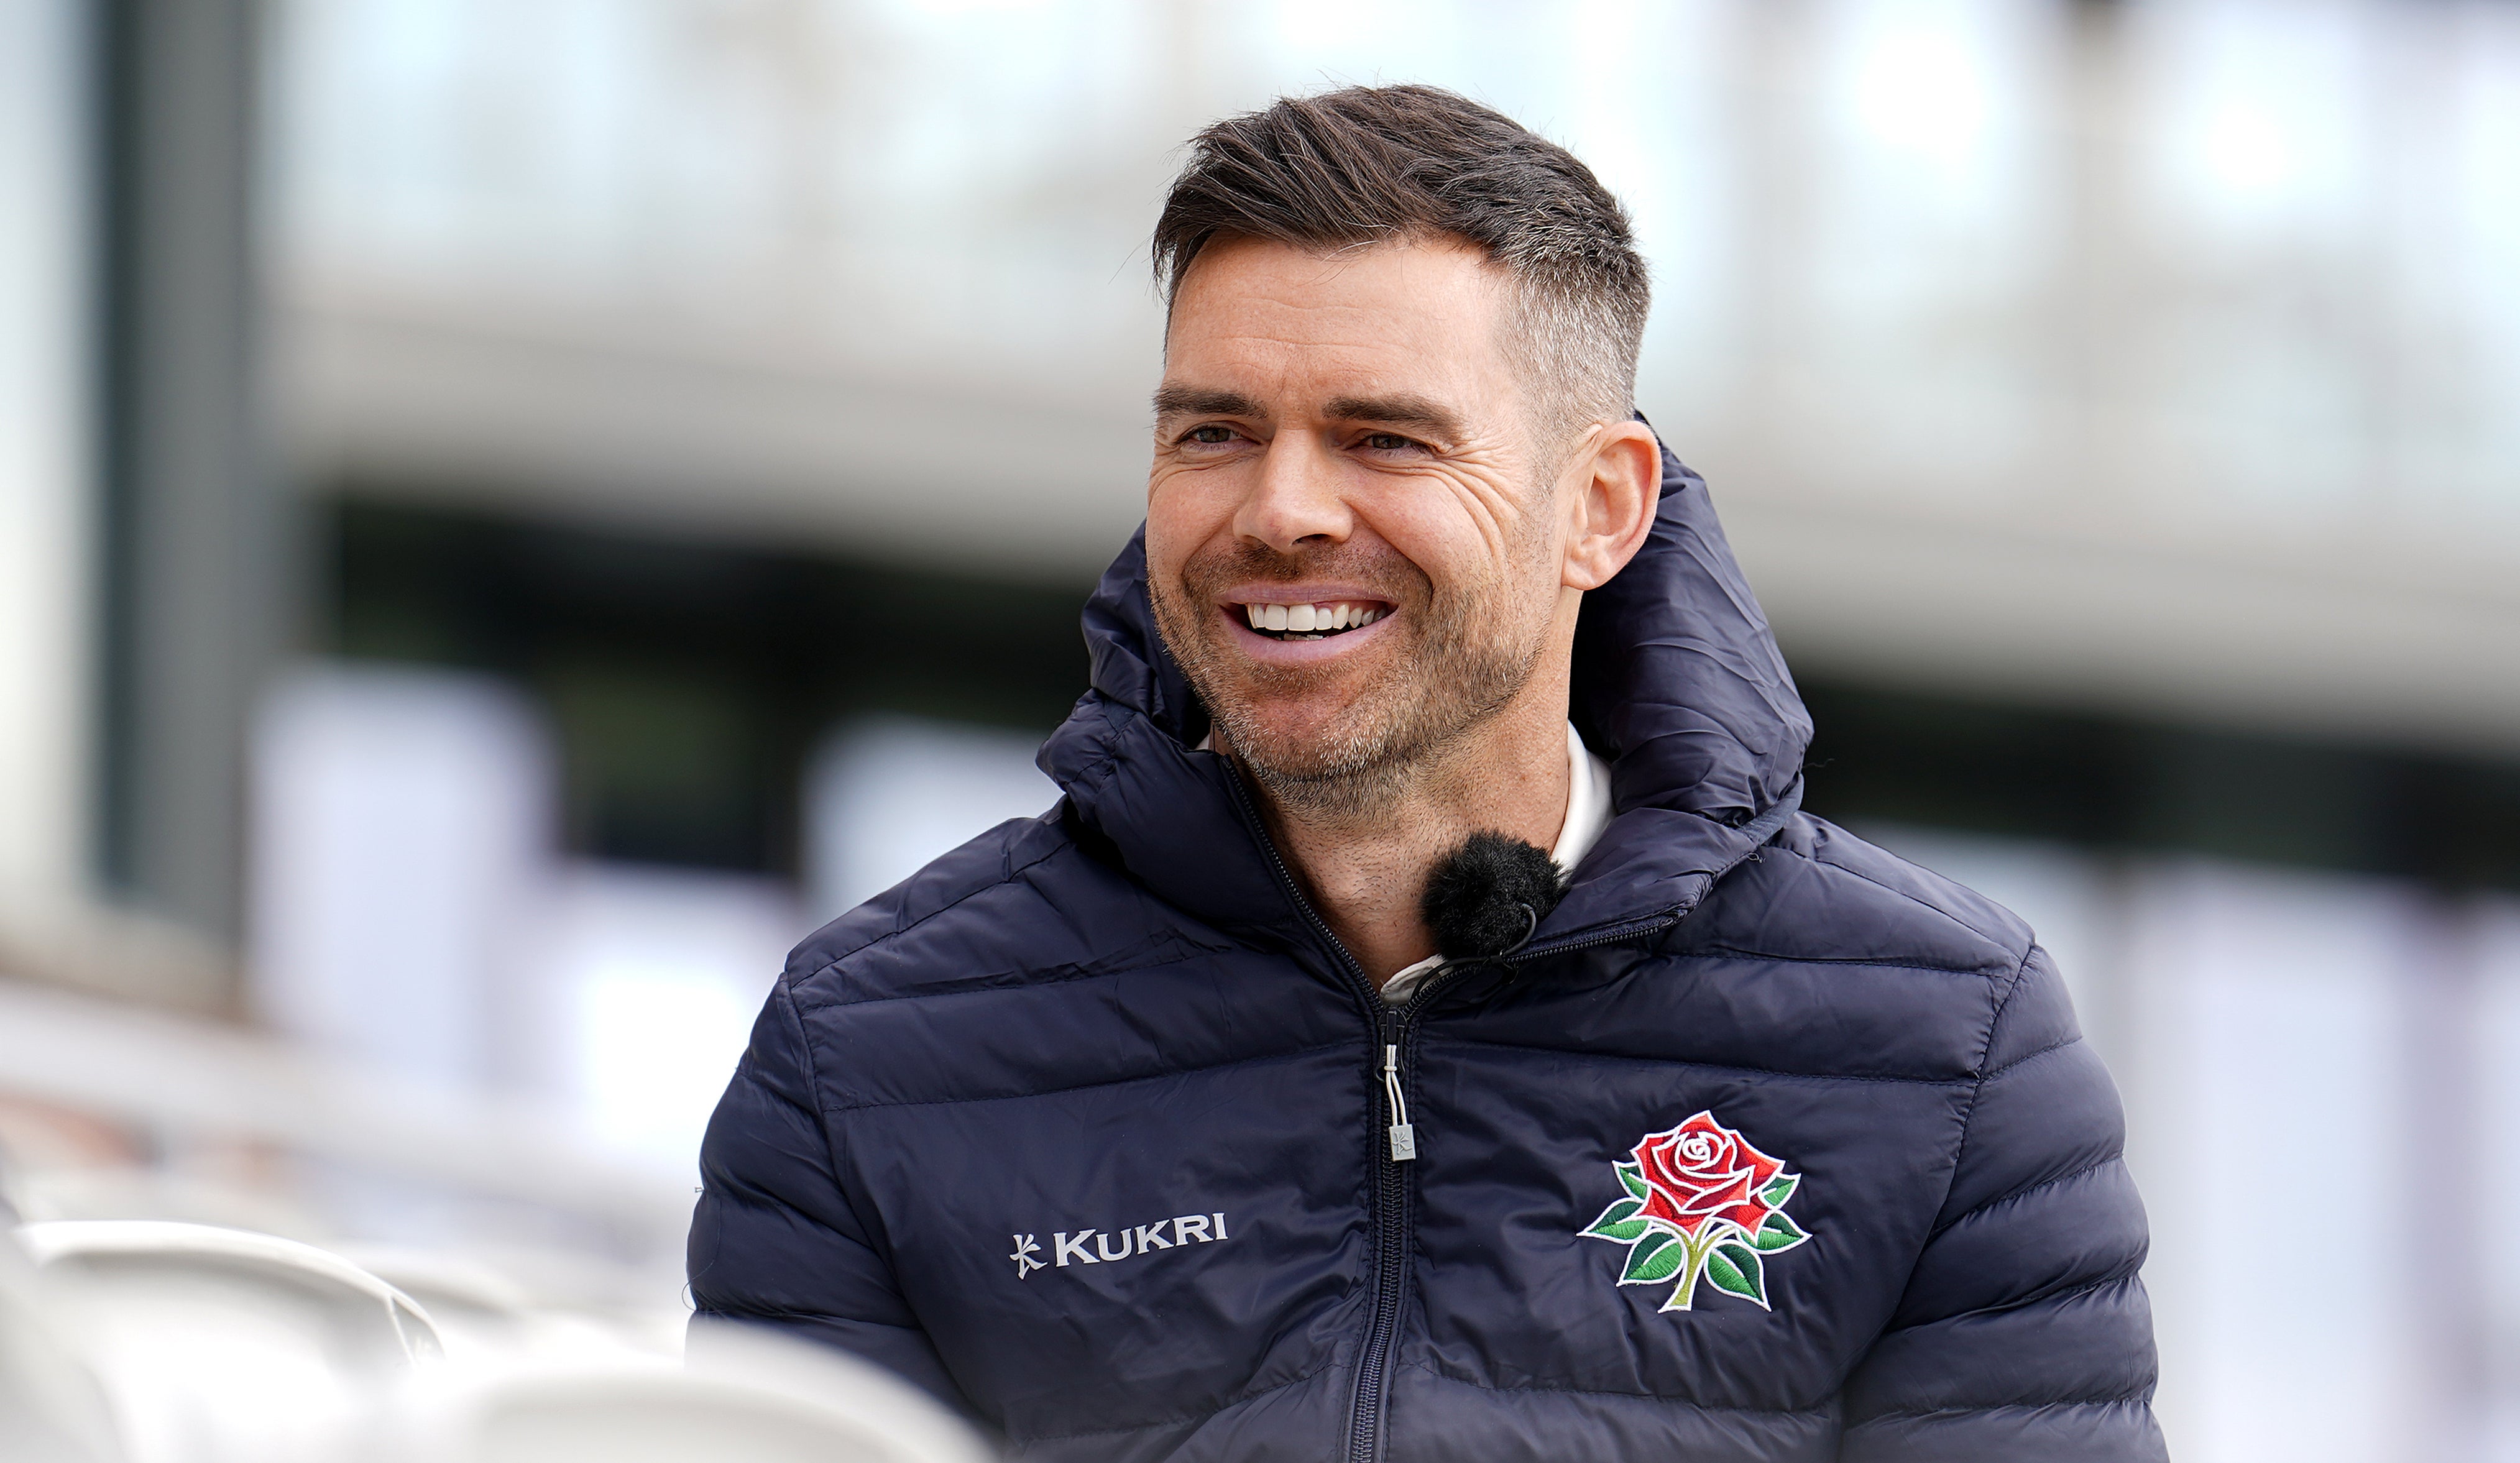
[1039,439,1811,952]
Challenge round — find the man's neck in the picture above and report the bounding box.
[1235,678,1574,986]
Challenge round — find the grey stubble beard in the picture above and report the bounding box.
[1151,539,1550,827]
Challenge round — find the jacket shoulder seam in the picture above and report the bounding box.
[774,981,877,1251]
[790,937,1217,1017]
[1887,1259,2148,1336]
[1855,1388,2157,1425]
[1684,943,2009,979]
[1779,845,2028,962]
[1970,944,2036,1086]
[1980,1032,2078,1085]
[787,828,1075,994]
[1927,1152,2124,1241]
[1936,945,2037,1224]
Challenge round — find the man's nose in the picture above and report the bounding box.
[1232,431,1352,554]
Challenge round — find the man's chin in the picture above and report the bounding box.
[1211,701,1386,777]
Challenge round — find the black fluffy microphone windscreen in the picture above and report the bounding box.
[1421,831,1566,962]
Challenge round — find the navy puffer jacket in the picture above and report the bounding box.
[690,447,2167,1462]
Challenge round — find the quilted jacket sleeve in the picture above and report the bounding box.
[1836,947,2168,1462]
[687,978,968,1410]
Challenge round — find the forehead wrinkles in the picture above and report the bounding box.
[1176,318,1457,402]
[1167,241,1518,382]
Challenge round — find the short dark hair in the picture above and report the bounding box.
[1154,84,1649,436]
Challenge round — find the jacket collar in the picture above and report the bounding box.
[1037,438,1812,953]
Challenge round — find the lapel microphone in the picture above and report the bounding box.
[1422,831,1568,965]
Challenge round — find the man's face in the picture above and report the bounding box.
[1146,235,1577,806]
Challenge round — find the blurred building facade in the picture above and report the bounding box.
[2,2,2519,1459]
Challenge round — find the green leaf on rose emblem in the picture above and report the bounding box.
[1704,1242,1768,1308]
[1584,1198,1651,1242]
[1621,1232,1687,1283]
[1750,1211,1808,1253]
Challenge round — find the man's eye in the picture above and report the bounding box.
[1185,425,1238,445]
[1362,433,1420,452]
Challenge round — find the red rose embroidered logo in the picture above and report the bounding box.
[1581,1111,1810,1311]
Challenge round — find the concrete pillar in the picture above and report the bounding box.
[92,0,286,961]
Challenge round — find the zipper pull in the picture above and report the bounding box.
[1382,1043,1417,1162]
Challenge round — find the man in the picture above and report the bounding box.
[692,85,2164,1461]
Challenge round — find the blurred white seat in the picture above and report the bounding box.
[0,1231,124,1462]
[17,1220,439,1463]
[333,1242,671,1367]
[325,1244,531,1359]
[377,1322,993,1463]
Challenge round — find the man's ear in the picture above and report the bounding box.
[1561,420,1660,592]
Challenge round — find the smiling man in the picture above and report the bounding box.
[691,86,2165,1462]
[1144,227,1659,987]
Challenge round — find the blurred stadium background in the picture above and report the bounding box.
[3,0,2519,1458]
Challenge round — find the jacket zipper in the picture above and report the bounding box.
[1347,925,1683,1462]
[1218,766,1680,1463]
[1215,771,1396,1462]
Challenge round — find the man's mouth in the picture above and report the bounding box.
[1234,600,1390,642]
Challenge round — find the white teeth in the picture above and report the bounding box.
[1244,600,1387,635]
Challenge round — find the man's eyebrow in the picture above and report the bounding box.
[1152,385,1267,420]
[1324,393,1464,441]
